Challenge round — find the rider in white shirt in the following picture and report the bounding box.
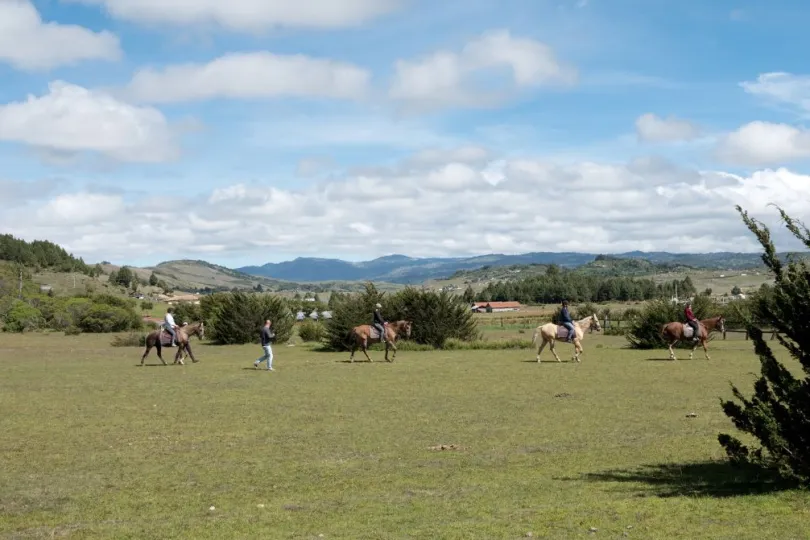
[164,308,178,346]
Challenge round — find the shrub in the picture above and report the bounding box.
[201,291,293,345]
[625,295,717,349]
[111,333,146,347]
[171,302,203,324]
[717,206,810,486]
[78,304,141,333]
[298,320,326,342]
[140,300,154,310]
[63,326,81,336]
[2,300,44,332]
[324,283,481,351]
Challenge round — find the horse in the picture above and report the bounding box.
[660,315,725,361]
[532,314,602,363]
[140,322,205,366]
[348,320,413,363]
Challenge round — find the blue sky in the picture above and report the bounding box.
[1,0,810,267]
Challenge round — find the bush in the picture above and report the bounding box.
[298,320,326,342]
[78,304,141,333]
[717,206,810,486]
[625,295,717,349]
[63,326,81,336]
[201,291,293,345]
[2,300,44,332]
[140,300,154,310]
[171,302,203,324]
[111,333,146,347]
[324,283,480,351]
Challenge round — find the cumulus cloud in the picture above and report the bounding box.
[635,113,701,143]
[390,29,577,109]
[125,52,371,103]
[4,153,809,263]
[740,72,810,114]
[63,0,400,32]
[0,81,177,162]
[715,121,810,166]
[0,0,121,70]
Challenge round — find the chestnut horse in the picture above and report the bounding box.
[660,315,725,361]
[140,321,205,366]
[348,320,412,363]
[532,314,602,363]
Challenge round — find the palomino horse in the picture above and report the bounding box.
[140,322,205,366]
[532,314,602,363]
[348,320,413,363]
[661,315,725,361]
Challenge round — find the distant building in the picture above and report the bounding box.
[471,301,523,313]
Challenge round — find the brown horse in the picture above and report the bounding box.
[348,320,412,363]
[532,314,602,363]
[660,315,725,360]
[140,322,205,366]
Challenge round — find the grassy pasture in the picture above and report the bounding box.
[1,332,808,539]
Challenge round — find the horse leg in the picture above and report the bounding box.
[550,340,563,363]
[701,339,710,360]
[140,341,152,366]
[349,340,356,363]
[387,339,398,362]
[155,342,167,365]
[184,343,197,363]
[362,339,373,362]
[536,339,548,362]
[573,340,582,363]
[174,344,184,365]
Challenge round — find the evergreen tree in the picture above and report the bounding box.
[149,272,159,286]
[462,285,476,304]
[717,206,810,485]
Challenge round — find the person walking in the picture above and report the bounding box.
[254,319,275,371]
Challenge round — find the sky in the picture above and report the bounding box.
[2,0,810,267]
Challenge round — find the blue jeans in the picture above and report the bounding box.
[562,322,575,341]
[255,345,273,370]
[164,323,176,344]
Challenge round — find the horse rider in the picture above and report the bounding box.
[559,300,576,343]
[163,307,178,347]
[684,301,700,341]
[373,303,389,345]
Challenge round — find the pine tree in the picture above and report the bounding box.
[717,205,810,485]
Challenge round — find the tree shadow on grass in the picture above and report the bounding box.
[575,461,797,498]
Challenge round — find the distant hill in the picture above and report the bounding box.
[235,251,796,284]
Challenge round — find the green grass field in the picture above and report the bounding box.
[1,331,807,539]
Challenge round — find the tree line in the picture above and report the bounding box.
[469,271,698,304]
[0,234,91,274]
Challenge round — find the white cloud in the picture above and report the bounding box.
[0,0,121,70]
[63,0,400,32]
[740,72,810,114]
[635,113,701,143]
[5,153,809,263]
[0,81,177,162]
[390,29,577,109]
[125,52,371,103]
[715,121,810,166]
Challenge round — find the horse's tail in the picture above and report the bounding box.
[660,323,669,339]
[532,327,539,345]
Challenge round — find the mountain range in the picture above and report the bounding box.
[234,251,784,285]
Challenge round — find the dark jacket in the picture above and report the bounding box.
[373,310,386,326]
[260,326,275,346]
[560,307,572,323]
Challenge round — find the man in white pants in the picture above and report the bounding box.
[254,319,275,371]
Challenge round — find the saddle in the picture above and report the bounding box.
[682,323,701,339]
[158,328,176,346]
[556,326,574,339]
[369,326,387,340]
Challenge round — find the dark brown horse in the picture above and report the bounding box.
[140,322,205,366]
[661,315,724,360]
[348,320,412,363]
